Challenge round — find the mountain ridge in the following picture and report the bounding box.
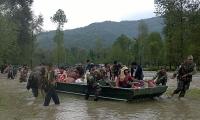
[37,16,164,49]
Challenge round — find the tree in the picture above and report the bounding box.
[1,0,36,65]
[155,0,200,68]
[136,20,149,65]
[147,32,163,66]
[0,15,20,64]
[0,0,43,66]
[51,9,67,30]
[51,9,67,66]
[31,14,44,67]
[110,34,132,65]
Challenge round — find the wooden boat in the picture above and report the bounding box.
[55,82,168,101]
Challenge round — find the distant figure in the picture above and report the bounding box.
[131,62,144,80]
[105,63,112,80]
[43,64,60,106]
[13,66,18,78]
[171,55,197,98]
[1,64,7,74]
[112,61,120,81]
[152,67,167,86]
[7,64,14,79]
[19,65,28,82]
[85,59,91,72]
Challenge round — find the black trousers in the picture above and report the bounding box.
[31,88,38,97]
[173,80,191,97]
[43,88,60,106]
[156,78,167,86]
[8,72,14,79]
[85,85,101,101]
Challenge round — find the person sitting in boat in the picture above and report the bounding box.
[111,61,121,81]
[65,69,76,83]
[116,66,134,88]
[74,65,85,83]
[152,67,168,86]
[131,62,144,80]
[85,67,102,101]
[57,67,67,83]
[105,63,112,80]
[76,65,85,78]
[85,59,92,72]
[116,66,145,89]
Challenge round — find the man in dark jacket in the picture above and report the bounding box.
[131,62,144,80]
[112,61,120,81]
[27,71,40,97]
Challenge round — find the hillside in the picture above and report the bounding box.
[37,17,164,49]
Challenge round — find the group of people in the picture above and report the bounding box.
[1,54,195,106]
[26,64,60,106]
[1,64,17,79]
[83,55,197,100]
[83,60,164,101]
[0,64,28,81]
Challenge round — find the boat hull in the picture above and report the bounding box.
[55,82,168,101]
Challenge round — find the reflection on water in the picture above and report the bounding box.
[1,74,200,120]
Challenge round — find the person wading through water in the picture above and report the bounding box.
[27,70,40,97]
[85,67,102,101]
[171,55,197,99]
[43,64,60,106]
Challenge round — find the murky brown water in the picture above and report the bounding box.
[1,72,200,120]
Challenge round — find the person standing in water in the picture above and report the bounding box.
[171,55,197,99]
[43,64,60,106]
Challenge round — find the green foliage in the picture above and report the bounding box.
[51,9,67,65]
[0,15,20,64]
[155,0,200,67]
[0,0,43,66]
[51,9,67,30]
[110,34,133,65]
[147,32,164,66]
[135,20,149,65]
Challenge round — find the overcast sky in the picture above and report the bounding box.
[32,0,156,31]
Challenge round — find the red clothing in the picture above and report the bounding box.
[117,75,133,88]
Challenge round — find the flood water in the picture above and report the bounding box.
[1,72,200,120]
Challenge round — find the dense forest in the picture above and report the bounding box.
[0,0,200,69]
